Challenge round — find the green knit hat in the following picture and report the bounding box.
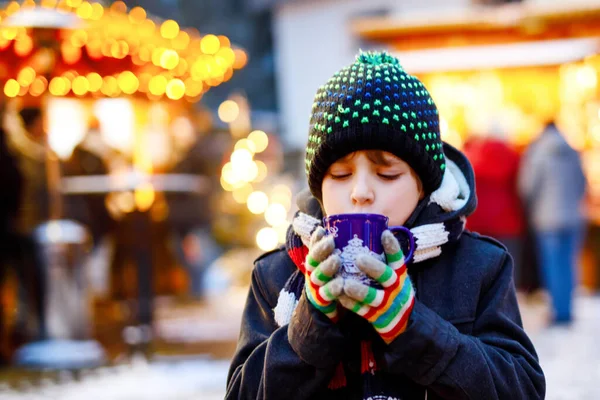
[305,51,445,199]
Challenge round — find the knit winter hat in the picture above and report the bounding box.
[305,51,445,199]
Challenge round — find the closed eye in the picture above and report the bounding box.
[329,173,351,180]
[378,173,402,181]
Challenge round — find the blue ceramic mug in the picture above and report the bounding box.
[323,213,415,285]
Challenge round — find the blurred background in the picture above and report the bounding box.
[0,0,599,398]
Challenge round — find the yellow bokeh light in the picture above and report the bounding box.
[184,78,203,97]
[118,71,139,94]
[215,47,235,67]
[161,20,180,40]
[62,43,82,64]
[4,79,19,98]
[220,176,235,191]
[49,77,69,96]
[90,2,104,19]
[115,191,135,214]
[248,130,269,153]
[160,49,179,70]
[149,75,168,96]
[41,0,58,8]
[66,0,82,7]
[135,183,155,212]
[254,160,268,183]
[218,100,239,123]
[128,6,146,23]
[70,30,88,47]
[221,162,237,185]
[72,76,89,96]
[17,67,36,86]
[2,28,18,41]
[76,1,93,19]
[201,35,220,55]
[234,138,256,153]
[231,148,253,166]
[29,76,48,97]
[137,73,152,93]
[166,79,185,100]
[232,183,254,204]
[14,35,33,56]
[5,2,20,15]
[247,191,269,214]
[101,76,119,97]
[87,72,102,92]
[110,40,129,59]
[256,227,278,251]
[265,203,288,227]
[270,185,292,211]
[173,31,190,50]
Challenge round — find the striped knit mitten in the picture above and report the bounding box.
[339,230,415,343]
[304,227,344,321]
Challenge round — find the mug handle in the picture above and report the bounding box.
[388,226,415,264]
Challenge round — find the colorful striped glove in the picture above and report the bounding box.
[339,230,415,343]
[304,227,344,321]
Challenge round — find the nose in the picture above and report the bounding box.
[351,174,374,206]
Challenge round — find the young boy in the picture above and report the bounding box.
[226,51,545,399]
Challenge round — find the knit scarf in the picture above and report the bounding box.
[273,158,470,399]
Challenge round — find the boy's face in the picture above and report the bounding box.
[321,150,423,226]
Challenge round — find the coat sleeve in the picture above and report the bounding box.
[226,264,346,399]
[382,252,546,399]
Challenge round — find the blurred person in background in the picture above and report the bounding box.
[518,121,587,324]
[0,107,45,362]
[463,123,525,290]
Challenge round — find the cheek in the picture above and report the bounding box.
[321,179,349,215]
[384,177,421,226]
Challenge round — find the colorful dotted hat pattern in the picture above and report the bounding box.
[305,51,445,199]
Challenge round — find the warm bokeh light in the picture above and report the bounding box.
[49,77,68,96]
[166,79,185,100]
[17,67,35,86]
[47,98,87,159]
[135,183,156,212]
[247,191,269,214]
[234,138,257,153]
[160,20,180,40]
[248,130,269,153]
[72,75,90,96]
[265,203,288,227]
[254,160,268,183]
[270,185,292,211]
[87,72,103,92]
[160,49,179,70]
[232,183,254,204]
[200,34,220,55]
[128,6,146,23]
[118,71,139,94]
[256,227,278,251]
[218,100,239,123]
[230,148,253,166]
[4,79,19,97]
[149,75,168,96]
[29,76,48,97]
[233,49,248,69]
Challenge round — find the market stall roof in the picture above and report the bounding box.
[393,37,600,74]
[0,1,248,102]
[352,2,600,51]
